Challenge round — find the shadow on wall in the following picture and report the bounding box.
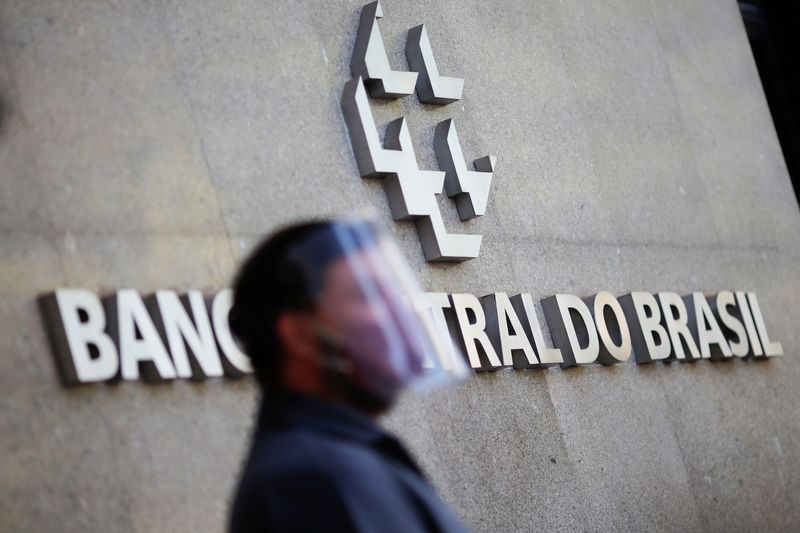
[0,92,7,139]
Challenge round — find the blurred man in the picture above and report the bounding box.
[227,219,470,533]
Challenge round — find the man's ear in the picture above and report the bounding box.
[275,312,317,360]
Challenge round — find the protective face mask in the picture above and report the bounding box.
[311,318,415,403]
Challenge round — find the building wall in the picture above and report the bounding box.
[1,0,799,531]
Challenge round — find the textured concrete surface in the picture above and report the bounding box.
[1,0,799,531]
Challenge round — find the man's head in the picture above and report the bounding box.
[227,220,329,391]
[228,219,432,411]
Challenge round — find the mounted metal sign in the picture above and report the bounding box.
[40,288,783,385]
[341,1,495,262]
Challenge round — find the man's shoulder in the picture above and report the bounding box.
[247,425,387,482]
[231,427,393,530]
[230,428,363,533]
[231,425,470,533]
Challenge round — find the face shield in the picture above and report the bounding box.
[285,218,470,403]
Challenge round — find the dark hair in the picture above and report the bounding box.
[228,220,333,389]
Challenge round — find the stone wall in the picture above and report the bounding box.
[1,0,798,531]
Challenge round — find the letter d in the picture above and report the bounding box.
[541,294,599,368]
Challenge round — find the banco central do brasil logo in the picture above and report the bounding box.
[341,1,496,262]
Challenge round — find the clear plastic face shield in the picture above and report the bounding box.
[285,218,470,404]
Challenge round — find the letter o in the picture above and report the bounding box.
[593,292,632,365]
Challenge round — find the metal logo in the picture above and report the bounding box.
[341,1,495,262]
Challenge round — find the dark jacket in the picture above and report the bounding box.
[228,391,470,533]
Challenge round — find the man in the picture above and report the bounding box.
[227,218,471,533]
